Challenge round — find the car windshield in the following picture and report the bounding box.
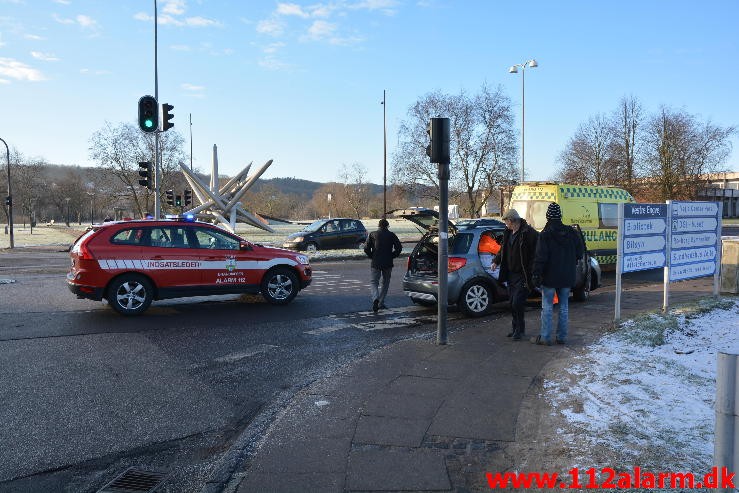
[302,220,326,232]
[510,200,549,230]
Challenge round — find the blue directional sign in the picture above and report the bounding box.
[668,201,721,282]
[621,203,667,273]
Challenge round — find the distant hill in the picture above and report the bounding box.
[251,177,384,198]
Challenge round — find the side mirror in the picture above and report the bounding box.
[240,241,253,251]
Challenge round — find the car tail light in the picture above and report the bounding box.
[448,257,466,272]
[406,256,411,271]
[72,229,98,261]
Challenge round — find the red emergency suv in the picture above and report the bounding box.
[68,217,312,315]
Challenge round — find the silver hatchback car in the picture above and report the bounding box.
[394,209,601,317]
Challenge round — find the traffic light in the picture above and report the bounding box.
[183,189,192,206]
[4,196,10,207]
[165,190,175,206]
[426,117,450,164]
[162,103,174,131]
[175,195,182,207]
[138,95,158,133]
[138,161,152,189]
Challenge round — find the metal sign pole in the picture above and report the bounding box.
[615,202,624,322]
[715,202,723,297]
[437,162,449,345]
[663,200,672,312]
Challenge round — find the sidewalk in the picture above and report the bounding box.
[208,277,716,493]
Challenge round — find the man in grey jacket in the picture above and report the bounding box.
[364,219,403,312]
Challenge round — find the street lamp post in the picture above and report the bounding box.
[508,59,538,183]
[1,137,13,248]
[87,192,95,225]
[65,197,71,227]
[381,90,387,218]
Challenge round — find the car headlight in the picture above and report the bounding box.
[296,255,310,265]
[292,236,304,243]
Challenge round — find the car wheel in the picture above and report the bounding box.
[459,281,493,317]
[306,242,318,254]
[573,268,591,302]
[261,267,299,305]
[107,274,153,315]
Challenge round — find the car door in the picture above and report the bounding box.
[192,226,260,291]
[144,225,203,289]
[318,220,343,250]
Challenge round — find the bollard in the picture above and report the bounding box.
[715,352,739,493]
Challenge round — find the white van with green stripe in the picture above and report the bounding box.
[508,183,635,266]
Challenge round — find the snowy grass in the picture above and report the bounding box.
[545,297,739,476]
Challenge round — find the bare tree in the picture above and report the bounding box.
[556,113,617,186]
[89,122,187,217]
[392,85,518,217]
[338,163,370,219]
[611,95,642,191]
[641,107,735,201]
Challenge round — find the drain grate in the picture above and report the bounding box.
[97,467,168,493]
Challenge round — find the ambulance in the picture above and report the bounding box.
[508,183,635,266]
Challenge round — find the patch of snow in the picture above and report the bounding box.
[545,299,739,471]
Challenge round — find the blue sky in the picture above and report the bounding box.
[1,0,737,185]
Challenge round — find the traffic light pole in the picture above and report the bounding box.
[153,0,161,220]
[1,137,13,249]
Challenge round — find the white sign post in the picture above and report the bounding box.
[615,200,722,320]
[615,203,667,321]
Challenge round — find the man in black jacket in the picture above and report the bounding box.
[364,218,403,312]
[492,209,538,340]
[530,202,584,345]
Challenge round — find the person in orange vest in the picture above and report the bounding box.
[478,232,501,278]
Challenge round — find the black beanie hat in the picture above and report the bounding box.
[546,202,562,220]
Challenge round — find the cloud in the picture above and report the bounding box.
[53,13,101,33]
[306,20,336,40]
[24,34,46,40]
[257,18,285,36]
[170,44,191,51]
[133,1,220,28]
[0,78,10,84]
[276,3,310,18]
[182,82,204,91]
[52,0,71,4]
[31,51,60,62]
[263,42,286,54]
[0,57,45,81]
[162,0,185,16]
[258,56,290,71]
[79,68,111,76]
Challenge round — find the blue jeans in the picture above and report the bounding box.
[540,286,570,342]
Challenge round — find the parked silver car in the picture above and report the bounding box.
[393,209,601,317]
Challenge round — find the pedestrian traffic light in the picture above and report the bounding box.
[138,95,158,133]
[138,161,152,189]
[175,195,182,207]
[165,189,175,206]
[426,117,450,165]
[183,189,192,206]
[162,103,174,131]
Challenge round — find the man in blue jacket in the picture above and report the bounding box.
[364,218,403,312]
[531,202,584,345]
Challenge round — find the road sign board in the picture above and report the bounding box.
[623,204,667,218]
[672,201,719,217]
[624,218,667,235]
[623,235,666,254]
[670,247,717,265]
[669,261,716,281]
[623,252,666,272]
[671,232,717,249]
[671,217,718,233]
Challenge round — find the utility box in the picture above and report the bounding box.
[720,237,739,294]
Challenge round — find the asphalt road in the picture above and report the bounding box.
[0,255,479,493]
[0,226,733,493]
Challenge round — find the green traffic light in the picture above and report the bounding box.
[145,119,154,128]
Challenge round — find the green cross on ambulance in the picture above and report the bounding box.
[508,183,635,266]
